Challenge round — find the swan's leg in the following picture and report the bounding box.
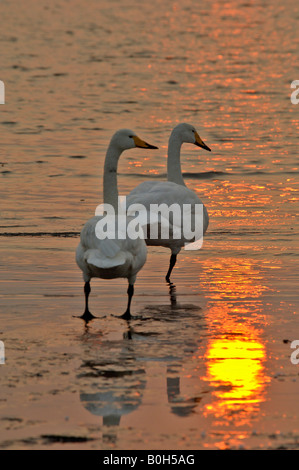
[80,281,96,322]
[165,254,177,283]
[120,284,134,320]
[84,281,91,311]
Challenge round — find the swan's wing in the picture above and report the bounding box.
[127,181,160,197]
[127,181,205,222]
[127,181,180,206]
[126,181,209,246]
[127,181,182,228]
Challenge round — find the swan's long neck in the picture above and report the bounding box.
[167,132,185,186]
[103,143,121,212]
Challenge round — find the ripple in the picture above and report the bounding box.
[68,155,87,159]
[183,171,227,179]
[0,232,79,238]
[41,435,93,444]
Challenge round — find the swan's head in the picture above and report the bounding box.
[172,123,211,152]
[110,129,158,152]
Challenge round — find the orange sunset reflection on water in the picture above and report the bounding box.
[203,329,268,428]
[198,257,271,431]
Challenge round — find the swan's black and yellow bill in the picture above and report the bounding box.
[194,132,211,152]
[133,136,158,149]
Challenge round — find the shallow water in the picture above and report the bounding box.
[0,0,299,450]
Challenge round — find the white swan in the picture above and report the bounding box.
[126,123,211,282]
[76,129,158,321]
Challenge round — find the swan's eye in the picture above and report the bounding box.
[191,129,195,133]
[129,135,134,138]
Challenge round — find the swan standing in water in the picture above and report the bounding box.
[76,129,158,321]
[126,123,211,283]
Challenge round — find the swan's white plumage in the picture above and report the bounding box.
[126,123,210,279]
[127,180,209,252]
[76,215,146,281]
[76,128,157,318]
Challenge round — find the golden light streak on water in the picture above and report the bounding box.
[203,331,269,425]
[198,257,271,431]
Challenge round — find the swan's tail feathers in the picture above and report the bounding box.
[98,237,122,258]
[84,239,127,269]
[84,248,126,269]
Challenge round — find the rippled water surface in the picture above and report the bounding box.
[0,0,299,450]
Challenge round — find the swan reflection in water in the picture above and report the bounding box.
[79,369,146,443]
[78,282,205,441]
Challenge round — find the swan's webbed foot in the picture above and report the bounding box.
[119,309,132,320]
[73,309,105,324]
[112,310,142,321]
[80,309,97,322]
